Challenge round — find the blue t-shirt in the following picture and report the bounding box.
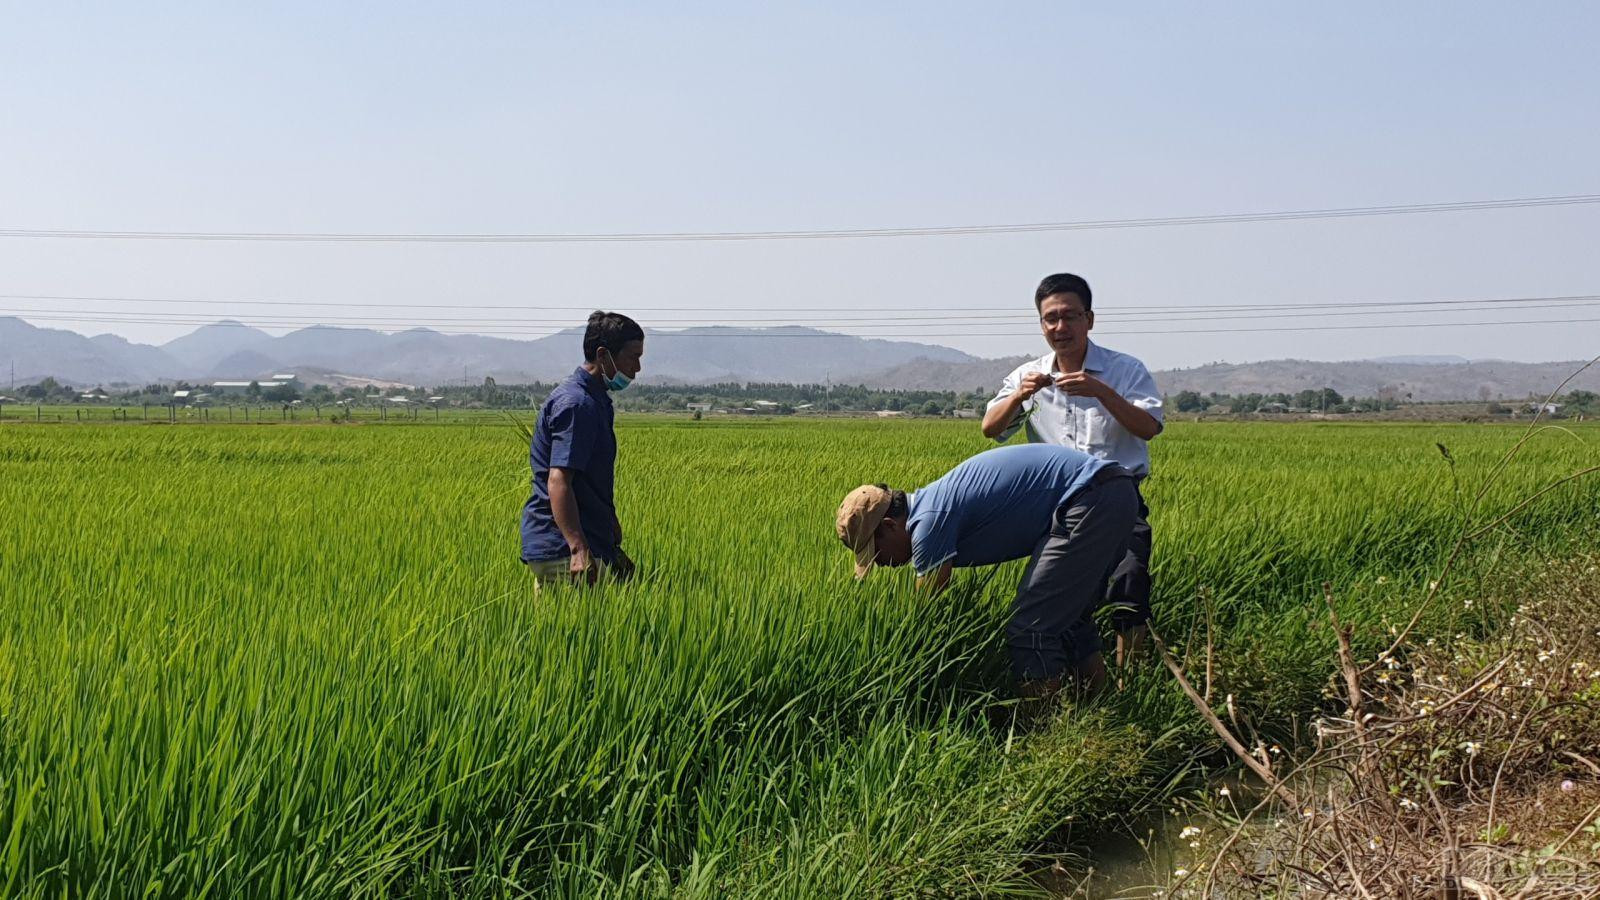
[520,367,619,563]
[908,443,1110,575]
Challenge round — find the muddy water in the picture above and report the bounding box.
[1046,782,1275,897]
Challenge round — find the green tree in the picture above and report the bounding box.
[1172,390,1209,413]
[262,383,301,403]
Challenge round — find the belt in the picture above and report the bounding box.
[1089,463,1134,485]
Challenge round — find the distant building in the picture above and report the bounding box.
[212,380,287,394]
[686,402,713,412]
[1257,402,1289,414]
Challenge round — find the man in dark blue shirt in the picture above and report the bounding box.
[520,311,643,587]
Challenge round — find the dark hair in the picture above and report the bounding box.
[875,484,910,519]
[583,311,644,362]
[1034,273,1092,312]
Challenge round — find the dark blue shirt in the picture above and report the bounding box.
[520,367,618,563]
[907,443,1109,575]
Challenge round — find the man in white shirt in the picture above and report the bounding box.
[981,273,1164,663]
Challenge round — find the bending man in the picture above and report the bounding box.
[836,443,1137,696]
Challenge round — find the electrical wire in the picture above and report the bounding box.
[2,193,1596,243]
[8,310,1600,339]
[1,292,1598,322]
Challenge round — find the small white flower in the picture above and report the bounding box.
[1562,780,1577,793]
[1173,868,1190,878]
[1399,797,1420,811]
[1180,826,1202,839]
[1376,576,1389,585]
[1537,651,1552,663]
[1463,598,1474,609]
[1428,580,1440,591]
[1461,741,1481,756]
[1218,786,1231,797]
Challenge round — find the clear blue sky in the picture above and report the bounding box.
[2,2,1596,368]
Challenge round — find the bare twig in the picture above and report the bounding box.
[1150,627,1298,806]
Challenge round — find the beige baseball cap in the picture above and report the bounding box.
[835,484,892,578]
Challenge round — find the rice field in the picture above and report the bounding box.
[1,417,1596,897]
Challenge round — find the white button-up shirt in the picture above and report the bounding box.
[986,341,1164,475]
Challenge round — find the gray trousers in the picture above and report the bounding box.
[1105,483,1152,632]
[1005,472,1139,681]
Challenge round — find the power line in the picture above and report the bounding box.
[8,310,1600,339]
[1,193,1597,243]
[2,291,1598,320]
[7,298,1600,330]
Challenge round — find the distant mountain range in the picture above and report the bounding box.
[2,315,1595,401]
[0,316,973,388]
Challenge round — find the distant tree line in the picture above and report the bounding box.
[1167,388,1395,414]
[10,375,1598,419]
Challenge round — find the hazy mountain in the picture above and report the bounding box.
[0,318,977,387]
[848,351,1600,402]
[1155,359,1600,402]
[1367,354,1472,366]
[207,349,290,380]
[853,355,1032,393]
[162,321,276,371]
[4,315,1595,401]
[88,333,183,381]
[0,317,179,384]
[640,326,975,384]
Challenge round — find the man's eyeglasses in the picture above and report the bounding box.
[1040,311,1088,327]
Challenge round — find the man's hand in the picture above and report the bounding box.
[568,546,599,585]
[983,371,1054,440]
[915,561,954,597]
[1056,371,1110,399]
[1015,371,1055,400]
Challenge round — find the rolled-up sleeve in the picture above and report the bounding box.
[546,400,597,471]
[1123,362,1164,423]
[985,365,1028,442]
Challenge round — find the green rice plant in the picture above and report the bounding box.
[0,419,1594,897]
